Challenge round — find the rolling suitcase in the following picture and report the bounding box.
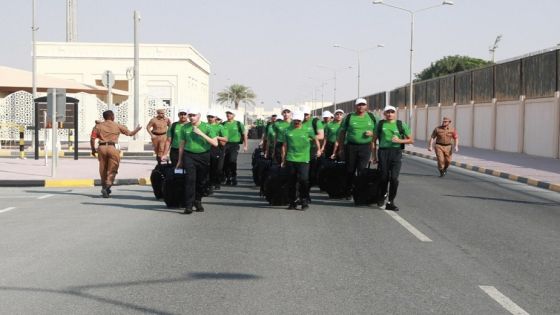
[150,161,174,200]
[162,168,186,208]
[352,165,382,206]
[317,160,347,199]
[262,165,291,206]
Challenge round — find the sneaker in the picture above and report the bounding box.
[385,202,399,211]
[194,201,205,212]
[106,187,112,195]
[183,207,193,214]
[101,187,109,198]
[287,203,297,210]
[439,170,445,177]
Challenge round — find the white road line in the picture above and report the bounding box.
[37,194,54,200]
[0,207,16,214]
[479,286,530,315]
[384,210,432,242]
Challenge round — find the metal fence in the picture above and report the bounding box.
[321,48,560,113]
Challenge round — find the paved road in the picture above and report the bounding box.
[1,153,559,314]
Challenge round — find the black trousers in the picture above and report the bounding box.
[223,143,240,178]
[286,161,310,203]
[209,146,224,186]
[183,151,210,207]
[377,148,402,202]
[273,142,283,164]
[324,141,335,160]
[170,148,180,167]
[345,143,372,193]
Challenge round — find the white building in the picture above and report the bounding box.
[35,41,210,142]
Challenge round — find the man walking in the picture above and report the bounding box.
[90,110,141,198]
[146,109,171,162]
[176,109,218,214]
[301,106,324,188]
[271,108,292,164]
[324,109,344,159]
[335,98,377,198]
[373,105,414,211]
[262,114,277,160]
[162,109,189,167]
[207,110,228,190]
[222,110,247,186]
[281,111,321,210]
[428,117,459,177]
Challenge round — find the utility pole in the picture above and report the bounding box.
[133,10,140,139]
[31,0,37,100]
[66,0,77,41]
[489,34,502,63]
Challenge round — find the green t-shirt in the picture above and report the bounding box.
[265,123,276,148]
[179,122,217,153]
[222,120,245,143]
[273,120,291,143]
[167,122,187,149]
[325,121,342,143]
[340,113,376,144]
[208,122,228,139]
[302,118,324,149]
[375,120,411,149]
[284,125,316,163]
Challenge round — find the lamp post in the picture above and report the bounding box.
[317,65,353,111]
[372,0,454,124]
[333,43,384,98]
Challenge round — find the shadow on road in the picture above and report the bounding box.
[443,194,560,207]
[0,272,262,315]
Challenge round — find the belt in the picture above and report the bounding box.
[436,143,451,146]
[152,132,166,136]
[98,142,115,146]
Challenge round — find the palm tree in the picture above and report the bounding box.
[216,84,256,110]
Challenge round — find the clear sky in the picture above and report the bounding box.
[2,0,559,109]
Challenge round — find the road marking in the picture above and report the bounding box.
[384,210,432,242]
[479,286,530,315]
[0,207,16,214]
[37,194,54,200]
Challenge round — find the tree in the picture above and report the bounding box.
[216,84,256,110]
[415,55,491,81]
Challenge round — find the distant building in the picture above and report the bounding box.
[34,41,210,142]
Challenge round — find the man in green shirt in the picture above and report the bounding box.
[262,114,277,160]
[271,108,292,164]
[301,106,324,189]
[176,108,218,214]
[207,110,228,191]
[336,98,377,198]
[162,109,189,167]
[281,111,321,210]
[222,110,247,186]
[324,109,344,159]
[373,105,413,211]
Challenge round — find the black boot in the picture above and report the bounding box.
[194,200,205,212]
[183,206,193,214]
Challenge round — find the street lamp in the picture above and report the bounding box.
[372,0,454,124]
[316,64,353,110]
[333,43,384,98]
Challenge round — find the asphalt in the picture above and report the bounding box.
[1,140,559,193]
[1,152,559,314]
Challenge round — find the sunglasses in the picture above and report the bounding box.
[384,110,396,114]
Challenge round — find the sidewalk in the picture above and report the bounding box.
[405,140,560,192]
[0,141,559,192]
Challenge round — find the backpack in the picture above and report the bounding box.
[169,121,179,144]
[342,112,377,130]
[376,120,406,149]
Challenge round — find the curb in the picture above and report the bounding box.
[404,150,560,193]
[0,178,152,188]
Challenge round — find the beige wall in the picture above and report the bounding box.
[473,103,494,150]
[415,107,427,141]
[427,107,440,140]
[455,104,473,147]
[495,100,522,153]
[524,97,559,157]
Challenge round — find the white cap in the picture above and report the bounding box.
[300,106,311,114]
[322,110,333,118]
[177,108,188,114]
[207,110,220,119]
[292,111,305,121]
[383,105,397,112]
[281,106,292,113]
[334,109,345,115]
[188,107,202,115]
[355,98,368,106]
[225,110,236,116]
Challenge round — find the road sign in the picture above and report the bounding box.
[101,70,115,88]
